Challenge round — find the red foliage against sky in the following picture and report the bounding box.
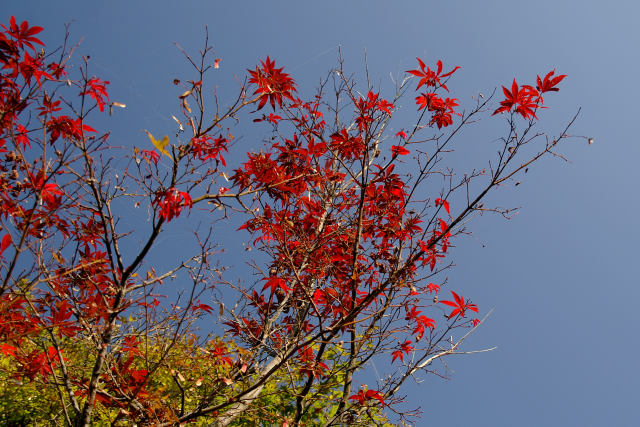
[0,16,569,426]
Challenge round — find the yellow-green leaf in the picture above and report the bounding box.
[145,130,172,159]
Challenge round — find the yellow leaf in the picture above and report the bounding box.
[144,130,172,159]
[52,251,65,264]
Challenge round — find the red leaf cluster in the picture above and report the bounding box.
[349,388,386,407]
[492,71,566,119]
[0,16,573,424]
[408,58,461,129]
[248,56,297,110]
[152,187,192,222]
[81,77,110,112]
[392,340,414,363]
[354,91,394,132]
[190,134,228,165]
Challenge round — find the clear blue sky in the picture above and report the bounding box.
[9,1,640,425]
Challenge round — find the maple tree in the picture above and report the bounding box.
[0,17,579,426]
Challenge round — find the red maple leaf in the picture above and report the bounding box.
[0,343,17,357]
[413,315,436,340]
[0,233,11,258]
[391,145,410,156]
[263,277,290,296]
[440,291,478,318]
[2,16,43,51]
[81,77,110,112]
[536,70,567,94]
[426,282,440,294]
[152,187,192,222]
[405,306,422,321]
[435,198,450,214]
[407,58,460,91]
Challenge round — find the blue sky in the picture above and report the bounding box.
[9,1,640,425]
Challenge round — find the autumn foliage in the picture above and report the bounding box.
[0,17,574,426]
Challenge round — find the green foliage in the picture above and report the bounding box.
[0,335,391,426]
[0,366,61,425]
